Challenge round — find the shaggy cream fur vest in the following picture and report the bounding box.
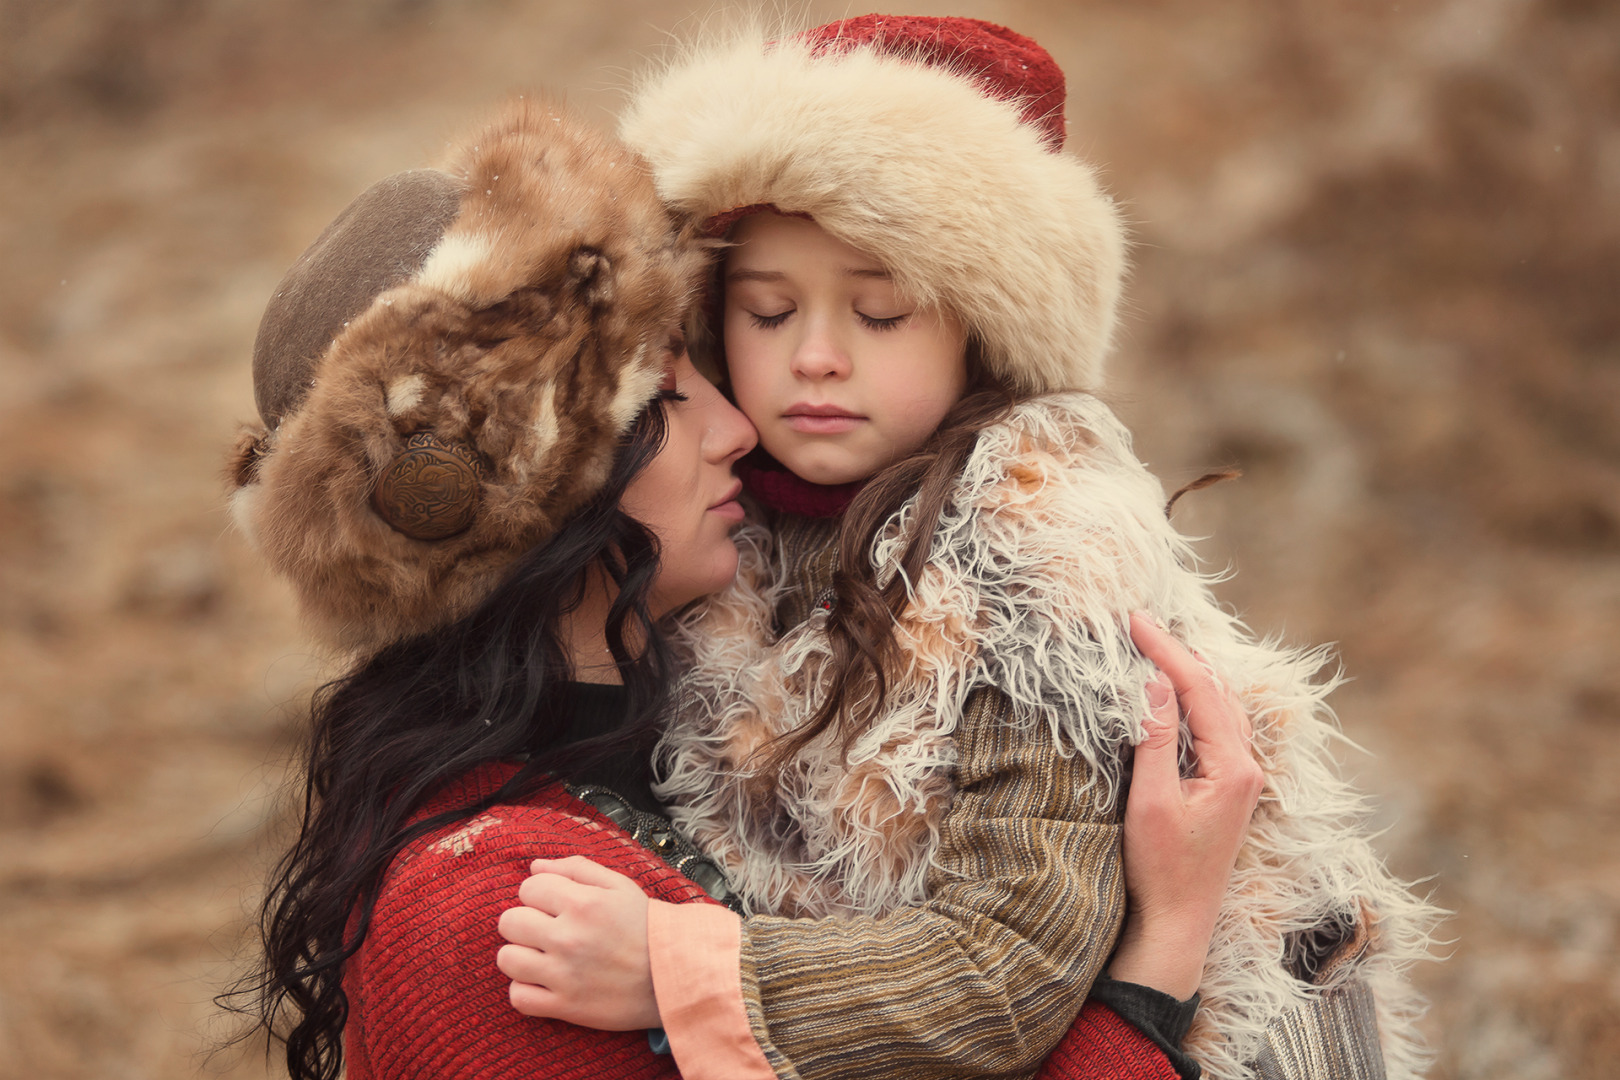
[657,393,1438,1080]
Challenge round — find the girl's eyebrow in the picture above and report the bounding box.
[725,267,891,282]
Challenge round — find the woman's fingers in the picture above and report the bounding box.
[1130,674,1183,810]
[1129,613,1206,698]
[1131,615,1229,731]
[1130,613,1255,776]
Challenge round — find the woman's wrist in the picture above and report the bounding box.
[1105,916,1213,1000]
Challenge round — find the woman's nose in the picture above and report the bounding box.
[705,390,758,464]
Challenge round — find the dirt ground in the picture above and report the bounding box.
[0,0,1615,1077]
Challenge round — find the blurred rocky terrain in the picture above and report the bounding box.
[0,0,1614,1076]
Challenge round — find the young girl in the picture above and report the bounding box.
[501,16,1438,1080]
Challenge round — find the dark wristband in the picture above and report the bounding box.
[1089,974,1202,1080]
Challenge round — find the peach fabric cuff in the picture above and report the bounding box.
[646,900,774,1080]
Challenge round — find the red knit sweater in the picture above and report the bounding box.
[344,763,710,1079]
[342,761,1178,1079]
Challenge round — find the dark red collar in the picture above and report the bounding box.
[739,457,864,518]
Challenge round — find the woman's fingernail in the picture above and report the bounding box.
[1146,678,1172,709]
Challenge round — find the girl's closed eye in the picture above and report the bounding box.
[857,311,909,332]
[749,309,794,330]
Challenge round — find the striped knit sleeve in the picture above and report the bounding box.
[736,686,1126,1080]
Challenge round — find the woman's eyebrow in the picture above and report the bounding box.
[842,267,891,280]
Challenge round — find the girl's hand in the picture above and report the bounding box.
[496,855,660,1030]
[1106,612,1265,1000]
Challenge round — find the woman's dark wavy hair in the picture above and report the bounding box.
[223,401,674,1080]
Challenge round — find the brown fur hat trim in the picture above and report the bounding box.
[230,101,706,654]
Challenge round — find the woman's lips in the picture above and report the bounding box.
[708,480,746,522]
[784,403,864,435]
[709,500,746,523]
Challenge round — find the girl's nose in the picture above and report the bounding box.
[789,324,851,381]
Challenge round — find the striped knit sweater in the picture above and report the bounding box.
[661,512,1128,1080]
[659,393,1441,1080]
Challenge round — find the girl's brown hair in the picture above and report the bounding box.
[749,351,1023,782]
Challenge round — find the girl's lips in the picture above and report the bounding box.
[783,405,864,435]
[786,414,863,434]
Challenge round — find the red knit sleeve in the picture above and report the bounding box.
[345,779,718,1080]
[1035,1001,1183,1080]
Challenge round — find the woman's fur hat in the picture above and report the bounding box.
[620,15,1127,394]
[230,101,706,655]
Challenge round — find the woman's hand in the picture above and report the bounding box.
[1106,613,1266,1000]
[496,855,660,1030]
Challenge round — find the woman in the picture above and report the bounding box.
[227,101,1258,1080]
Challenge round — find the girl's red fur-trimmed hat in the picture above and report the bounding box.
[230,102,705,655]
[621,14,1126,394]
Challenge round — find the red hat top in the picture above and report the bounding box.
[798,15,1067,150]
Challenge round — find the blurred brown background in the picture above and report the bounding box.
[0,0,1614,1076]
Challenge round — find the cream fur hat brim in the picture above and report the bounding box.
[620,25,1127,394]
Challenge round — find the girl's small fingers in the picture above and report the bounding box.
[497,904,553,948]
[529,855,639,893]
[509,978,562,1019]
[496,942,552,986]
[518,871,582,914]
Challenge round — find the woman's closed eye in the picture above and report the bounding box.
[658,362,689,403]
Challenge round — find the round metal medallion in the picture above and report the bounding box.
[371,432,484,540]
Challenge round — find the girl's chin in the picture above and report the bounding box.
[769,446,881,487]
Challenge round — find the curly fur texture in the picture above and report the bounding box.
[657,394,1440,1080]
[620,30,1126,395]
[229,102,707,653]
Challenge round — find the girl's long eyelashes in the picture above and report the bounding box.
[746,308,908,330]
[858,312,909,331]
[748,310,792,329]
[658,388,690,403]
